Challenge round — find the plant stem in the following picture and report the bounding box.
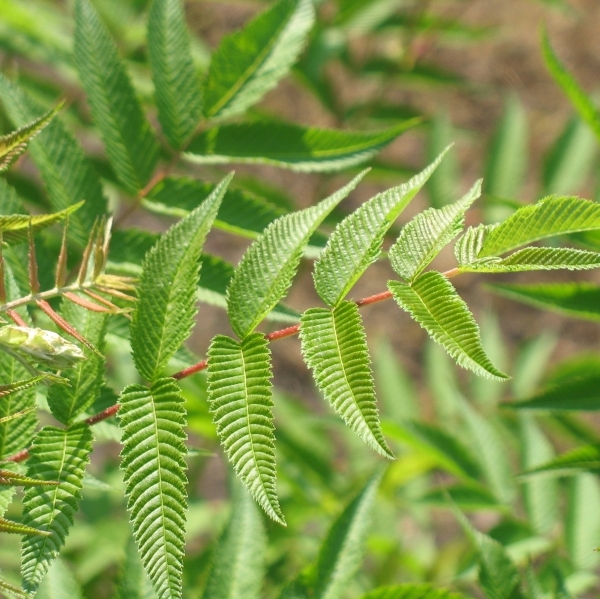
[4,267,464,462]
[0,282,97,314]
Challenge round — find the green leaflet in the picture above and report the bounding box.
[299,301,393,458]
[0,203,82,245]
[37,559,84,599]
[488,282,600,322]
[454,510,522,599]
[389,179,481,282]
[312,470,382,599]
[460,247,600,273]
[185,120,417,172]
[207,333,283,524]
[388,273,508,380]
[227,172,365,338]
[208,333,285,525]
[454,224,493,266]
[483,94,528,202]
[0,99,62,174]
[418,483,503,511]
[130,174,230,382]
[144,176,287,240]
[314,149,448,307]
[115,539,156,599]
[203,0,315,120]
[47,302,107,425]
[520,415,559,535]
[119,379,188,599]
[203,480,266,599]
[21,424,93,595]
[522,445,600,477]
[0,76,107,247]
[542,30,600,145]
[148,0,202,148]
[357,584,469,599]
[74,0,159,193]
[478,196,600,258]
[543,116,596,196]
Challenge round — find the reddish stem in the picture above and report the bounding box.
[4,268,462,463]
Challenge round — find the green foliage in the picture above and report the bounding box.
[389,180,481,282]
[227,172,364,338]
[389,272,508,380]
[130,175,229,381]
[314,149,448,307]
[300,301,392,458]
[119,379,188,599]
[21,424,92,595]
[357,585,470,599]
[203,480,266,599]
[185,120,416,172]
[202,0,315,120]
[207,333,282,524]
[74,0,159,193]
[147,0,202,148]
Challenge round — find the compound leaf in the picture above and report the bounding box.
[314,149,448,307]
[389,179,481,282]
[148,0,202,148]
[119,378,188,599]
[388,272,508,380]
[203,480,266,599]
[227,172,365,338]
[203,0,314,120]
[522,445,600,477]
[478,196,600,258]
[185,120,417,172]
[130,174,230,381]
[21,424,92,595]
[74,0,160,193]
[207,333,283,524]
[300,301,393,458]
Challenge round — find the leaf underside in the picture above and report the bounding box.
[119,378,188,599]
[300,301,393,458]
[388,272,508,380]
[207,333,284,525]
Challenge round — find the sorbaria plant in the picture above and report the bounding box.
[1,2,600,598]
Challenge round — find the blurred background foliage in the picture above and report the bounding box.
[2,0,600,598]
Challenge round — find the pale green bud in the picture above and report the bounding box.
[0,325,85,369]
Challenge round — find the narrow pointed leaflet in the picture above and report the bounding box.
[389,179,481,282]
[119,379,188,599]
[130,174,231,382]
[357,584,470,599]
[300,301,393,458]
[185,120,417,172]
[207,333,284,524]
[388,272,508,380]
[74,0,159,193]
[202,0,315,120]
[148,0,202,148]
[227,171,366,339]
[314,148,450,307]
[21,424,92,595]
